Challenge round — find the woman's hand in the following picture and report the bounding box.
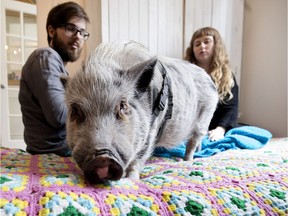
[208,126,226,141]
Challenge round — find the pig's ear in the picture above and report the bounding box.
[60,75,70,89]
[128,57,157,94]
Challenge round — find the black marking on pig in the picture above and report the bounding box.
[94,149,118,158]
[113,79,122,88]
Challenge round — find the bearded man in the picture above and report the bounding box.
[19,2,90,156]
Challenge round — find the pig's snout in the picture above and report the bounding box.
[94,155,123,180]
[84,150,124,184]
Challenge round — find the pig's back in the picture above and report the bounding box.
[154,57,217,147]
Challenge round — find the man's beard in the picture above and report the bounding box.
[52,34,82,62]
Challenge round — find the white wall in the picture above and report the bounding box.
[239,0,287,137]
[85,0,102,56]
[100,0,244,85]
[100,0,184,58]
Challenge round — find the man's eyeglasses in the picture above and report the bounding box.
[60,23,89,40]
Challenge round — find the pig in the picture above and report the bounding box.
[62,41,218,184]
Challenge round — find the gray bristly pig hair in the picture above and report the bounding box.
[63,40,218,184]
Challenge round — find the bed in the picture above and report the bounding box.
[0,137,287,215]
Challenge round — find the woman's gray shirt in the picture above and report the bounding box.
[19,47,70,156]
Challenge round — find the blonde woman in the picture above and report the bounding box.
[185,27,239,141]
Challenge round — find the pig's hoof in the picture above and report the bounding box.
[184,155,194,161]
[126,171,140,180]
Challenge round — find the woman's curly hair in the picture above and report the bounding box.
[184,27,234,103]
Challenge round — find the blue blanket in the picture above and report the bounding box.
[153,126,273,158]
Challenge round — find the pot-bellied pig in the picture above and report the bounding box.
[62,41,218,184]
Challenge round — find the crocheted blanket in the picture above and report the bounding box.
[1,138,287,215]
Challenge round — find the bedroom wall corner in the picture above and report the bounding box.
[239,0,287,137]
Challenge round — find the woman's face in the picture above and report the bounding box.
[193,35,214,67]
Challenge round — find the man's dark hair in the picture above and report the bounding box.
[46,1,90,44]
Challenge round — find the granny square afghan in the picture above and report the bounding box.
[1,138,287,215]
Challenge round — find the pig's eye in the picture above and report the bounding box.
[70,104,85,124]
[116,99,130,119]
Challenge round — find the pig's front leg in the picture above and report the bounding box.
[184,133,204,161]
